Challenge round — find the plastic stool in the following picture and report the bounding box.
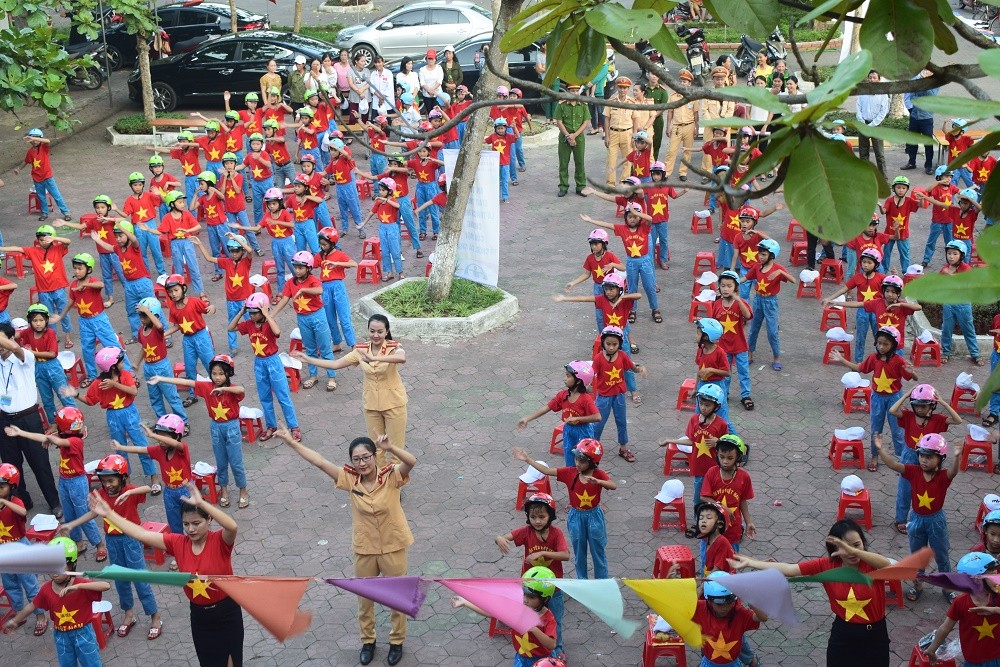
[823,340,851,364]
[91,606,114,650]
[362,238,381,260]
[140,521,169,565]
[976,499,991,534]
[642,613,687,667]
[27,191,55,215]
[960,435,994,473]
[797,279,822,299]
[515,477,553,510]
[239,406,264,444]
[172,361,185,379]
[842,385,872,414]
[836,489,873,529]
[790,241,808,266]
[692,279,717,297]
[549,422,564,456]
[652,497,687,531]
[653,545,695,578]
[262,259,277,285]
[284,364,301,392]
[819,258,845,284]
[3,252,27,279]
[36,404,49,431]
[882,578,904,609]
[692,251,715,276]
[909,338,942,367]
[828,435,865,470]
[356,180,373,199]
[908,645,956,667]
[425,261,432,277]
[688,299,712,322]
[488,617,513,637]
[356,259,381,284]
[971,244,986,267]
[820,305,847,331]
[28,286,38,304]
[675,378,697,411]
[786,220,806,242]
[662,444,691,476]
[950,385,978,415]
[191,471,220,504]
[288,327,303,354]
[690,213,713,234]
[25,525,58,543]
[0,587,14,624]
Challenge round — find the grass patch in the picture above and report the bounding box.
[375,278,505,318]
[272,23,343,45]
[113,112,187,134]
[920,302,999,336]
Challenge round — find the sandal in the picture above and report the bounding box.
[103,298,114,308]
[117,620,136,638]
[218,495,230,508]
[169,559,178,571]
[630,343,639,354]
[182,396,199,407]
[147,622,162,640]
[432,233,438,240]
[941,355,951,364]
[651,309,663,323]
[419,233,427,241]
[972,357,985,366]
[150,484,162,496]
[895,522,908,535]
[302,377,318,389]
[684,525,700,538]
[631,393,642,405]
[291,427,302,442]
[659,262,669,270]
[905,586,922,602]
[618,446,636,462]
[983,413,999,428]
[771,361,782,371]
[259,427,277,442]
[655,284,661,293]
[238,495,250,509]
[255,249,265,257]
[38,215,48,222]
[64,339,73,349]
[79,378,93,388]
[33,616,48,636]
[211,274,223,282]
[741,397,755,411]
[867,461,878,472]
[326,379,337,391]
[628,311,636,324]
[95,547,108,562]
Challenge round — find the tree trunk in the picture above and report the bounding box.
[137,36,155,122]
[229,0,238,34]
[889,94,906,119]
[424,0,523,302]
[294,0,303,33]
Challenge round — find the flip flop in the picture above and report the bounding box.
[32,616,48,636]
[259,427,276,442]
[117,620,136,638]
[95,547,108,563]
[984,414,999,428]
[771,361,782,371]
[905,586,922,601]
[741,397,755,411]
[238,496,250,509]
[867,461,878,473]
[150,484,162,496]
[219,496,230,508]
[147,623,163,640]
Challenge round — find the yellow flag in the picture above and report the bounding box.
[623,578,702,647]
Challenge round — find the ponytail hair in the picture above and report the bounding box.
[368,314,392,341]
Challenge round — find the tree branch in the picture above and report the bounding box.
[953,16,1000,51]
[777,0,864,23]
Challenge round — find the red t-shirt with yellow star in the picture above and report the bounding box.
[947,592,1000,662]
[970,155,997,186]
[263,106,287,136]
[223,125,245,153]
[22,242,69,292]
[198,190,227,226]
[857,352,914,395]
[315,249,350,282]
[744,263,790,297]
[376,170,409,198]
[845,270,884,303]
[85,370,137,410]
[591,349,635,397]
[56,436,85,479]
[928,183,959,224]
[261,210,294,239]
[168,297,209,335]
[797,557,885,623]
[221,174,246,214]
[0,495,27,543]
[511,607,556,658]
[701,466,754,545]
[583,251,621,285]
[702,139,729,167]
[296,126,318,151]
[374,200,399,225]
[862,299,908,348]
[80,214,116,255]
[123,193,160,224]
[613,221,652,259]
[243,151,272,182]
[406,159,438,184]
[137,324,168,364]
[614,195,646,215]
[164,529,233,605]
[556,466,609,510]
[17,327,57,359]
[484,132,511,165]
[300,171,326,199]
[325,156,356,185]
[25,143,54,181]
[170,147,202,177]
[150,172,178,195]
[719,201,742,245]
[146,441,191,488]
[704,535,735,575]
[696,345,730,383]
[903,464,951,515]
[712,298,751,355]
[194,380,244,423]
[897,410,950,451]
[952,207,978,241]
[285,194,317,223]
[239,109,262,135]
[732,231,764,270]
[686,413,729,477]
[266,136,291,166]
[644,185,678,224]
[511,525,568,577]
[115,242,151,281]
[883,195,919,240]
[626,148,651,179]
[282,275,323,315]
[96,484,144,535]
[217,256,253,302]
[547,390,598,422]
[693,599,759,664]
[236,319,280,357]
[367,128,386,153]
[947,132,974,161]
[846,230,890,259]
[159,210,198,240]
[33,579,102,631]
[195,133,227,163]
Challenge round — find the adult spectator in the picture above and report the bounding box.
[440,45,463,96]
[279,430,416,667]
[603,77,635,185]
[396,57,419,100]
[903,69,939,174]
[0,322,60,517]
[369,56,395,119]
[288,55,308,110]
[698,66,735,177]
[536,42,555,122]
[348,53,372,125]
[766,59,788,88]
[555,83,591,197]
[258,59,282,102]
[856,69,889,179]
[785,76,805,113]
[418,50,444,114]
[587,49,610,136]
[663,70,698,181]
[645,72,669,158]
[333,49,354,117]
[303,58,324,93]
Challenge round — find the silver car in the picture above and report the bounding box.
[334,0,493,63]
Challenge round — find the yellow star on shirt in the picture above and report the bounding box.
[293,206,306,221]
[650,200,666,216]
[979,167,990,180]
[943,195,953,207]
[182,163,195,176]
[205,204,218,218]
[32,159,42,169]
[109,394,126,410]
[136,206,149,220]
[322,266,332,278]
[756,279,769,294]
[174,230,186,239]
[226,188,237,200]
[166,468,185,484]
[835,587,871,622]
[592,265,606,280]
[872,369,895,393]
[740,247,758,264]
[891,213,905,228]
[211,403,230,420]
[120,259,133,273]
[302,138,314,150]
[97,228,108,240]
[293,295,311,312]
[229,274,244,288]
[59,456,71,471]
[251,165,264,179]
[187,578,212,600]
[950,146,961,159]
[859,286,878,302]
[0,521,11,539]
[40,259,55,274]
[251,338,268,356]
[695,436,713,458]
[605,367,622,383]
[626,241,643,257]
[974,618,997,639]
[606,312,623,326]
[226,137,238,150]
[208,148,221,161]
[706,632,738,660]
[378,211,393,223]
[272,226,287,238]
[333,171,344,182]
[530,555,551,568]
[955,223,968,237]
[916,490,935,509]
[728,215,740,230]
[418,170,430,181]
[76,300,93,316]
[719,315,738,334]
[393,188,402,198]
[492,140,505,152]
[514,632,539,656]
[143,343,157,360]
[178,318,195,334]
[54,606,78,626]
[996,339,1000,353]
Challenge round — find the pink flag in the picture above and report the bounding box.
[324,576,430,618]
[870,547,934,580]
[921,572,980,594]
[439,578,541,635]
[212,577,313,642]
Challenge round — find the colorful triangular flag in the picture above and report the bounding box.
[324,576,430,619]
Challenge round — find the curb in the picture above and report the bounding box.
[318,1,374,14]
[106,127,169,147]
[520,126,560,149]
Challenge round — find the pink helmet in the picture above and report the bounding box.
[876,325,901,348]
[650,161,666,173]
[377,177,397,193]
[881,275,904,292]
[910,384,938,405]
[600,325,625,342]
[96,346,124,373]
[588,228,609,244]
[154,414,185,438]
[624,202,643,215]
[859,248,883,264]
[916,433,949,458]
[291,251,314,267]
[428,109,443,119]
[437,173,447,187]
[245,293,269,311]
[565,360,595,386]
[263,187,284,201]
[622,176,641,187]
[741,126,755,136]
[602,271,626,290]
[497,85,509,96]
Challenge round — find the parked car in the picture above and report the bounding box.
[334,0,492,64]
[128,31,332,111]
[71,1,269,70]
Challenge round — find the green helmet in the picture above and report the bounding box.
[266,85,281,96]
[297,106,314,118]
[114,220,135,235]
[35,224,56,237]
[388,152,404,164]
[224,110,240,121]
[27,303,50,318]
[262,119,279,130]
[148,154,165,167]
[163,191,185,207]
[72,252,96,271]
[198,171,217,185]
[522,566,556,598]
[245,92,259,103]
[305,88,319,100]
[178,131,195,142]
[128,171,146,184]
[49,535,78,562]
[222,152,238,163]
[248,132,265,143]
[205,120,221,132]
[892,175,910,188]
[92,195,113,208]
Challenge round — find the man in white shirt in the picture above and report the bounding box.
[0,323,60,517]
[369,55,395,118]
[418,49,443,114]
[856,69,889,178]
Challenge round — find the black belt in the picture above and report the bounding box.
[610,127,630,131]
[1,405,39,419]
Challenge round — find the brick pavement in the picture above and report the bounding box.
[0,116,995,667]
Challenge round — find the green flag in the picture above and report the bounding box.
[83,564,193,587]
[790,567,873,585]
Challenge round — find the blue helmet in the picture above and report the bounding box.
[704,572,736,600]
[945,240,967,258]
[983,510,1000,533]
[758,238,780,259]
[957,552,998,576]
[958,187,980,203]
[137,296,162,318]
[695,383,725,406]
[27,128,44,138]
[934,165,950,178]
[697,318,724,343]
[718,270,740,285]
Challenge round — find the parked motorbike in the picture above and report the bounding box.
[64,42,108,90]
[664,2,693,23]
[675,22,710,80]
[731,27,787,81]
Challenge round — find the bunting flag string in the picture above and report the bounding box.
[789,566,873,585]
[438,578,541,636]
[869,547,935,580]
[552,578,639,638]
[212,577,313,642]
[82,564,193,586]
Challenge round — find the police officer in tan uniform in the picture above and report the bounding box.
[698,66,735,181]
[663,69,698,181]
[604,77,635,185]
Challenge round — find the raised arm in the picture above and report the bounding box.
[512,447,557,476]
[88,490,167,550]
[275,428,343,482]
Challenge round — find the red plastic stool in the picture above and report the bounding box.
[820,305,846,331]
[356,258,381,284]
[288,336,304,354]
[652,497,687,531]
[62,353,85,387]
[823,340,851,364]
[976,499,991,534]
[692,251,715,276]
[692,279,717,297]
[0,588,14,625]
[356,180,373,199]
[690,213,713,234]
[960,435,994,473]
[549,423,564,456]
[28,286,39,304]
[239,407,264,444]
[843,385,872,414]
[882,578,904,609]
[828,435,865,470]
[172,361,185,378]
[909,338,942,367]
[284,364,301,392]
[662,444,692,476]
[688,299,712,322]
[262,259,277,285]
[908,645,956,667]
[653,544,695,578]
[362,238,382,260]
[37,404,50,431]
[836,489,873,530]
[786,220,806,242]
[642,613,687,667]
[819,258,845,284]
[425,261,432,277]
[675,378,697,411]
[91,607,115,650]
[797,279,822,299]
[191,471,220,504]
[971,244,986,267]
[25,525,58,543]
[27,191,56,215]
[950,385,978,415]
[3,252,27,279]
[790,241,808,266]
[488,617,513,637]
[515,476,553,510]
[140,521,170,565]
[153,283,169,306]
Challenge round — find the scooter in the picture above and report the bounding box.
[731,27,787,81]
[676,22,710,80]
[64,42,108,90]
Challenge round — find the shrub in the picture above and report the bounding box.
[272,24,343,45]
[113,112,187,135]
[375,278,505,317]
[919,302,999,336]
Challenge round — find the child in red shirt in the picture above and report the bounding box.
[989,314,1000,429]
[485,117,513,203]
[19,304,75,427]
[878,176,920,273]
[694,318,732,427]
[518,360,600,467]
[693,573,766,667]
[714,271,753,410]
[169,131,203,203]
[314,227,357,351]
[407,145,444,239]
[951,188,981,258]
[700,434,755,551]
[693,501,735,575]
[0,464,46,633]
[925,553,1000,664]
[644,161,687,269]
[939,240,982,365]
[591,325,646,461]
[970,152,997,188]
[159,189,207,298]
[824,247,885,363]
[729,205,781,299]
[916,166,959,267]
[562,228,624,331]
[944,118,975,187]
[12,128,71,221]
[361,177,404,279]
[192,233,253,354]
[233,187,295,292]
[845,215,890,276]
[0,226,74,349]
[621,131,652,182]
[743,239,795,371]
[163,273,217,406]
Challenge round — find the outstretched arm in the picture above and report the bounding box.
[275,428,343,482]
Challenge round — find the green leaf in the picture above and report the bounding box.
[912,0,957,54]
[948,131,1000,171]
[978,367,1000,411]
[982,166,1000,228]
[903,269,1000,304]
[739,128,801,182]
[703,0,781,38]
[979,49,1000,80]
[858,0,934,80]
[718,86,789,114]
[806,49,872,108]
[783,132,879,243]
[584,5,662,42]
[848,121,947,148]
[501,0,570,51]
[702,117,756,128]
[41,91,61,108]
[857,157,891,198]
[796,0,857,25]
[633,0,676,12]
[974,224,1000,265]
[544,18,584,87]
[574,25,606,81]
[648,25,687,66]
[913,96,1000,119]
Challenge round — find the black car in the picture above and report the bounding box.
[128,31,333,111]
[72,2,269,70]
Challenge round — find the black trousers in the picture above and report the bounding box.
[806,231,835,271]
[0,407,59,511]
[190,597,244,667]
[827,617,889,667]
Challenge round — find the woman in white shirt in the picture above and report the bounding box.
[396,57,419,99]
[417,50,443,114]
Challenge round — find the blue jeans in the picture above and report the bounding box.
[0,538,42,615]
[717,239,734,271]
[271,237,296,292]
[895,447,919,524]
[52,625,102,667]
[379,223,404,274]
[416,182,440,235]
[78,313,126,379]
[567,506,608,579]
[108,405,156,476]
[881,238,910,274]
[169,239,205,295]
[457,121,466,143]
[398,196,420,250]
[314,199,333,231]
[183,175,199,205]
[724,351,751,400]
[906,116,935,168]
[211,220,236,276]
[369,153,387,179]
[700,656,741,667]
[991,349,1000,416]
[322,280,356,347]
[162,483,186,534]
[226,299,245,352]
[594,393,628,445]
[297,310,335,379]
[649,222,669,265]
[105,534,157,615]
[142,357,187,422]
[33,177,70,217]
[870,390,904,457]
[748,293,780,358]
[693,475,704,518]
[591,282,604,331]
[58,475,101,546]
[272,161,296,189]
[941,303,980,359]
[98,252,127,299]
[907,510,951,575]
[549,588,564,655]
[137,219,166,276]
[498,163,510,201]
[294,220,320,254]
[335,182,364,230]
[513,135,526,170]
[123,276,155,338]
[182,328,215,397]
[621,327,637,394]
[952,167,974,188]
[561,422,594,467]
[625,255,659,312]
[36,358,74,425]
[39,288,71,334]
[845,247,858,278]
[253,353,299,429]
[210,419,246,488]
[922,222,953,264]
[854,309,878,363]
[250,178,271,231]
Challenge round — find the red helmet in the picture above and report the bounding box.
[572,438,604,464]
[210,354,235,375]
[524,492,556,512]
[96,454,129,477]
[318,226,339,245]
[419,121,434,132]
[164,273,187,289]
[54,407,85,434]
[0,463,20,487]
[437,173,447,187]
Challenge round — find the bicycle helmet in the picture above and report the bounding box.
[695,500,729,535]
[204,120,221,132]
[0,462,21,487]
[210,354,235,376]
[137,296,162,318]
[875,325,901,350]
[222,152,238,163]
[377,177,397,193]
[54,407,85,434]
[915,432,948,458]
[697,318,724,343]
[757,238,780,259]
[197,171,217,185]
[71,252,96,272]
[718,270,740,285]
[148,155,165,168]
[957,187,980,203]
[891,175,910,188]
[263,187,284,201]
[704,571,736,601]
[318,227,339,245]
[982,510,1000,534]
[738,206,759,222]
[572,438,604,464]
[695,383,725,406]
[27,128,44,138]
[600,325,624,343]
[154,414,185,438]
[245,92,259,103]
[164,273,187,290]
[859,248,882,264]
[522,566,556,598]
[49,536,78,563]
[716,433,748,463]
[881,275,903,293]
[650,161,666,174]
[957,552,998,576]
[909,384,938,407]
[602,272,626,291]
[95,454,129,477]
[565,360,595,386]
[162,191,185,207]
[26,303,50,319]
[92,195,113,208]
[934,165,950,178]
[291,251,314,267]
[226,235,248,251]
[946,240,967,259]
[244,293,269,312]
[128,171,145,184]
[96,346,124,373]
[224,110,240,122]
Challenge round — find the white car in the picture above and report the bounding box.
[334,0,493,63]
